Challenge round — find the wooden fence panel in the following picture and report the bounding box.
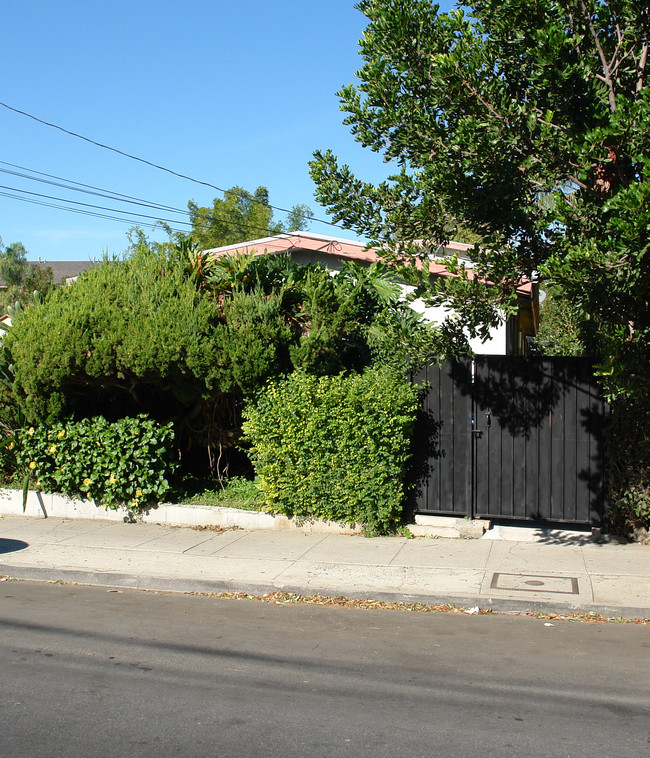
[415,356,608,525]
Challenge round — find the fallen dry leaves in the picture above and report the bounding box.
[190,590,650,624]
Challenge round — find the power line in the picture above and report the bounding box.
[0,183,194,227]
[0,160,315,240]
[0,100,341,229]
[0,190,186,233]
[0,168,309,241]
[0,160,183,214]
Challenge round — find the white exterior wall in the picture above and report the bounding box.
[407,288,507,356]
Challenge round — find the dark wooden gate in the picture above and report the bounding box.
[413,356,608,525]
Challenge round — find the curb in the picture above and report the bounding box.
[3,565,648,620]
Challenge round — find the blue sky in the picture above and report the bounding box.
[1,0,454,261]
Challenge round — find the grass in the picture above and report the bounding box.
[176,475,267,512]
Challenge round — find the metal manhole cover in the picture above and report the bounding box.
[490,573,579,595]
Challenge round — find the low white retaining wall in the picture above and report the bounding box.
[0,488,362,534]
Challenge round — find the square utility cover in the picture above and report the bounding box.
[490,573,579,595]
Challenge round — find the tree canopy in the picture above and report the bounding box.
[186,186,312,250]
[0,241,28,287]
[310,0,650,399]
[0,238,54,314]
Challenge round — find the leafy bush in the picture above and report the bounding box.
[15,414,176,511]
[242,368,419,533]
[4,240,440,481]
[608,398,650,535]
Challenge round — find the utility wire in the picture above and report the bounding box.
[0,160,315,240]
[0,100,340,228]
[0,190,186,233]
[0,171,306,241]
[0,184,194,227]
[0,160,183,213]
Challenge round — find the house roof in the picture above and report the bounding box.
[0,260,99,288]
[203,231,534,298]
[28,260,99,285]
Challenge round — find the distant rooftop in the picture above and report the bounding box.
[0,260,99,287]
[31,260,99,285]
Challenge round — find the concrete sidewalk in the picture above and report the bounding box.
[0,514,648,618]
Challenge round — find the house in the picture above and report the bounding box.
[203,231,538,355]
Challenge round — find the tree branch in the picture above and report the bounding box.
[580,0,617,111]
[637,41,649,95]
[567,174,589,191]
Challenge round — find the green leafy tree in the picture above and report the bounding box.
[533,287,591,357]
[186,187,312,250]
[283,203,312,232]
[22,264,54,296]
[0,241,28,287]
[310,0,650,401]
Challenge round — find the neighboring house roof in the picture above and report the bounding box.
[203,231,534,298]
[204,230,473,265]
[26,260,99,285]
[0,260,99,288]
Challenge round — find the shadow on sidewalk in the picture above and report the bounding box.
[0,538,29,554]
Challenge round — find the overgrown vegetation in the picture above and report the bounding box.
[0,238,54,314]
[243,369,419,534]
[0,231,437,527]
[178,476,266,511]
[608,398,650,537]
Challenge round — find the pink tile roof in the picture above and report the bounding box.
[203,232,534,298]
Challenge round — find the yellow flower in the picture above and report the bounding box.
[27,427,35,436]
[130,499,139,508]
[83,478,91,487]
[48,445,57,454]
[7,441,14,450]
[135,489,142,498]
[57,430,65,439]
[109,474,117,485]
[28,461,36,470]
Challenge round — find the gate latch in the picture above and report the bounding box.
[472,429,483,439]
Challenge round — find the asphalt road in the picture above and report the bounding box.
[0,581,648,758]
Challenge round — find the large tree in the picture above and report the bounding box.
[187,187,312,251]
[310,0,650,400]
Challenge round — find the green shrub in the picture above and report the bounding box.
[5,246,223,425]
[608,398,650,534]
[242,368,419,533]
[15,414,176,511]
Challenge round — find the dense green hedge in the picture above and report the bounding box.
[242,369,419,533]
[15,414,176,511]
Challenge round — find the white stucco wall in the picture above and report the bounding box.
[409,295,507,355]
